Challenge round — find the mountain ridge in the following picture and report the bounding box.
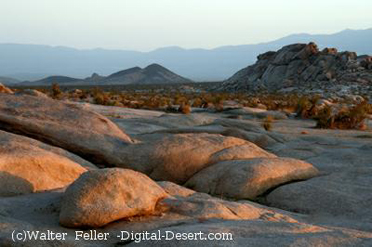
[22,63,192,86]
[1,28,371,81]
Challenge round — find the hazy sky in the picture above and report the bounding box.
[1,0,371,51]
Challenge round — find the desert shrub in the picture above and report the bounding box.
[178,103,191,114]
[93,93,106,105]
[262,115,274,131]
[261,98,277,110]
[366,103,372,114]
[294,95,324,119]
[214,103,224,112]
[92,87,109,105]
[314,102,369,129]
[296,96,312,118]
[192,98,203,107]
[313,105,333,128]
[51,83,62,99]
[210,95,225,112]
[212,95,225,104]
[202,101,213,109]
[79,90,89,99]
[174,94,188,105]
[142,96,160,109]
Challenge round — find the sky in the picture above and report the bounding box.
[1,0,371,51]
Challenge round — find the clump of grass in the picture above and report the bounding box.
[262,115,274,131]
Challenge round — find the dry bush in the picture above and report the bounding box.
[262,115,274,131]
[314,102,369,130]
[192,98,203,107]
[37,85,371,129]
[178,103,191,114]
[174,94,188,106]
[214,102,224,112]
[79,90,89,100]
[90,87,106,104]
[51,83,62,99]
[296,96,313,118]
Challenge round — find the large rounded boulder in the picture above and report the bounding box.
[117,133,275,184]
[59,168,168,228]
[0,94,133,166]
[185,157,319,200]
[0,130,90,196]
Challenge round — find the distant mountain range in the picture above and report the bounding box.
[0,28,371,82]
[0,76,20,84]
[23,64,192,86]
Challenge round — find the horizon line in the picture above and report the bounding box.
[1,27,370,53]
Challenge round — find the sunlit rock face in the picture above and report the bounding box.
[0,94,133,166]
[185,157,319,200]
[0,130,90,196]
[115,133,275,184]
[0,83,13,94]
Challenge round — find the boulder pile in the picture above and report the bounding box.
[221,42,372,92]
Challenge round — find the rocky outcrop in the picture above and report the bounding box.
[360,56,372,70]
[4,181,369,247]
[126,220,372,247]
[266,168,372,218]
[0,94,133,166]
[157,181,196,197]
[0,130,90,196]
[185,158,319,200]
[116,133,275,184]
[225,107,288,120]
[266,141,372,222]
[221,42,372,92]
[15,89,49,98]
[0,101,371,246]
[0,83,13,94]
[59,168,167,228]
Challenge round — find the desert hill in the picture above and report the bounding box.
[0,76,20,85]
[102,63,192,85]
[27,75,81,85]
[23,63,192,85]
